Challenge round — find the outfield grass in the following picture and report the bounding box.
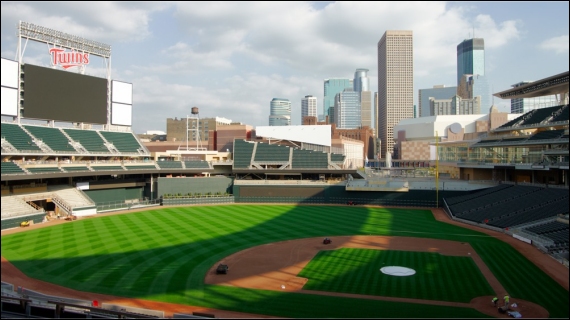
[1,205,568,318]
[299,248,494,302]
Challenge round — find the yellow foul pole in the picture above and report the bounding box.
[435,131,439,208]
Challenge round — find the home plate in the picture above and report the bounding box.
[380,266,416,276]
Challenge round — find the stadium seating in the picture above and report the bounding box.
[184,160,211,169]
[233,140,255,169]
[549,104,568,123]
[156,161,183,169]
[528,129,565,141]
[525,220,568,235]
[61,166,90,172]
[25,167,63,174]
[1,162,26,175]
[124,165,158,170]
[292,149,329,169]
[253,142,291,162]
[90,165,125,171]
[63,128,110,153]
[23,125,77,152]
[99,131,146,153]
[1,123,42,152]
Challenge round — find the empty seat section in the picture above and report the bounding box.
[519,105,561,126]
[292,149,328,169]
[528,129,565,141]
[63,129,109,153]
[184,161,210,169]
[26,167,62,173]
[156,161,183,169]
[61,166,90,172]
[331,153,345,162]
[490,197,569,228]
[446,184,511,206]
[23,125,76,152]
[233,140,255,168]
[91,165,124,171]
[125,165,157,170]
[1,123,41,152]
[550,105,568,122]
[254,142,290,162]
[99,131,144,153]
[526,221,568,235]
[1,162,26,174]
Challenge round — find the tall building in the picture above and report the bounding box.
[323,78,352,122]
[457,38,485,86]
[334,89,361,129]
[301,95,317,123]
[510,81,560,113]
[418,85,457,117]
[268,98,291,126]
[166,116,232,142]
[377,30,414,158]
[429,95,481,115]
[353,68,373,128]
[458,74,492,111]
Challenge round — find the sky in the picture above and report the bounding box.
[1,1,568,134]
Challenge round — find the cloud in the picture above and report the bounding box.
[539,35,569,54]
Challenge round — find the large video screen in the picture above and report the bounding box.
[22,64,108,124]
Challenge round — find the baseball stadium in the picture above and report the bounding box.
[1,22,569,319]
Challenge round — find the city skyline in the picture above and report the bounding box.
[1,2,568,134]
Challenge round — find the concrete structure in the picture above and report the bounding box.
[418,85,457,117]
[166,117,232,142]
[510,81,561,113]
[301,95,318,123]
[377,30,414,158]
[457,38,485,86]
[429,95,481,115]
[392,106,518,161]
[323,78,352,123]
[216,124,253,152]
[269,98,291,126]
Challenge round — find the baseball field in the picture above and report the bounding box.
[1,204,568,318]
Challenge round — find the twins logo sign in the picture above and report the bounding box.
[49,48,89,69]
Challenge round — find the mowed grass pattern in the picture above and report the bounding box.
[1,205,568,318]
[299,248,493,302]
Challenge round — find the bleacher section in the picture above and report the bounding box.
[550,104,569,123]
[528,129,566,141]
[23,125,77,152]
[25,167,63,174]
[1,196,44,219]
[61,166,90,172]
[91,165,124,171]
[52,187,96,209]
[125,165,158,170]
[63,128,109,153]
[331,153,345,162]
[446,185,569,228]
[1,123,42,152]
[254,142,290,162]
[184,161,211,169]
[156,161,183,169]
[233,140,255,169]
[99,131,146,153]
[292,149,329,169]
[1,162,26,175]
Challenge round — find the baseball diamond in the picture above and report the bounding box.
[1,205,567,318]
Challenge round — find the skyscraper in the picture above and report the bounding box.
[323,78,352,122]
[334,89,361,129]
[301,95,318,123]
[353,68,373,128]
[418,85,457,117]
[377,30,413,158]
[268,98,291,126]
[457,38,485,86]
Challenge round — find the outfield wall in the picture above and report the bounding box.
[234,185,469,207]
[157,177,233,197]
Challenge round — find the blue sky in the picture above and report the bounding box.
[1,1,568,134]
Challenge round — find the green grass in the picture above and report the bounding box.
[1,204,568,318]
[299,248,494,302]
